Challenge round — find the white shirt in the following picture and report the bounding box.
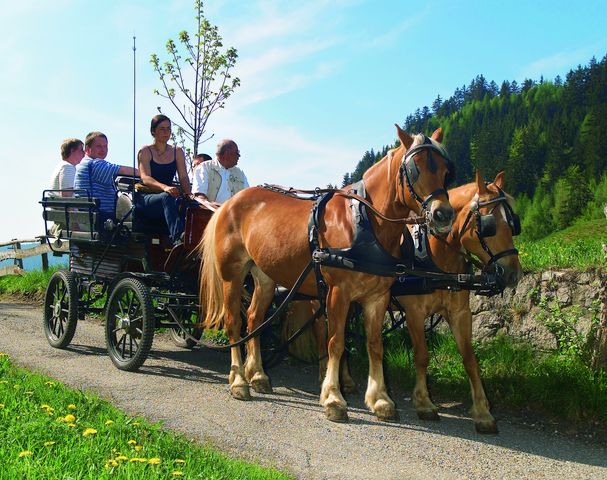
[49,161,76,196]
[193,159,249,204]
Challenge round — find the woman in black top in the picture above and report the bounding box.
[135,114,191,243]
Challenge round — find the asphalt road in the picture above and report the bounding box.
[1,301,606,479]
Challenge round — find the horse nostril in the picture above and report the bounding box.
[434,210,444,222]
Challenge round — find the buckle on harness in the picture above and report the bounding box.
[312,249,328,263]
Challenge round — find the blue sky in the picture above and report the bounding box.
[1,0,606,239]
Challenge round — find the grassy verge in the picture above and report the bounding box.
[381,332,607,424]
[517,218,607,271]
[0,266,65,296]
[0,353,291,479]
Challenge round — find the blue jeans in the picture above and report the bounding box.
[134,192,184,243]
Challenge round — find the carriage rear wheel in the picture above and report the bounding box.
[43,269,79,348]
[169,308,202,349]
[105,277,155,371]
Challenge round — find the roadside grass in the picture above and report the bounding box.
[0,354,291,480]
[381,332,607,424]
[516,218,607,272]
[0,265,64,296]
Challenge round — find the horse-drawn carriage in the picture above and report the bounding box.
[40,125,522,432]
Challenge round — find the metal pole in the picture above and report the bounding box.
[132,35,137,179]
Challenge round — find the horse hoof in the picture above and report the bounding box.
[417,409,440,421]
[475,420,498,434]
[325,403,348,423]
[230,384,251,401]
[374,399,397,422]
[250,377,272,394]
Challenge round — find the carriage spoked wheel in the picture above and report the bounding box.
[169,307,202,349]
[105,277,155,371]
[43,269,79,348]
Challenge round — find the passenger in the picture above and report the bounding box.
[49,138,85,197]
[192,153,212,170]
[134,114,191,244]
[192,139,249,204]
[74,131,138,225]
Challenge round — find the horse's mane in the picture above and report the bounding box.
[448,180,515,210]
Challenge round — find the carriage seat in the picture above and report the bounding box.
[41,192,101,242]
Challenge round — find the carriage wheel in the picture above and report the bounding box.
[43,270,79,348]
[169,308,202,349]
[105,277,155,371]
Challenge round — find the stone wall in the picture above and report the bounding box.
[469,269,603,350]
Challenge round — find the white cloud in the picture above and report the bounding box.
[366,9,429,48]
[520,43,606,79]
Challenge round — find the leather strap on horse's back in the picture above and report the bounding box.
[308,191,336,312]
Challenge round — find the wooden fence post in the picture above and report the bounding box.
[40,237,49,271]
[13,241,23,270]
[593,245,607,370]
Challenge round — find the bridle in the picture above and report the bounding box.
[399,135,455,217]
[458,187,521,269]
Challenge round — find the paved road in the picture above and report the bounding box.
[1,301,606,479]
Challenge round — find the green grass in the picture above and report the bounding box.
[382,332,607,424]
[0,354,291,480]
[516,218,607,271]
[0,266,65,296]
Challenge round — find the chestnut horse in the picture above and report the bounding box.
[398,171,522,433]
[200,125,455,422]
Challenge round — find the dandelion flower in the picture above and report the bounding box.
[63,414,76,423]
[105,420,114,425]
[175,459,186,464]
[134,445,143,451]
[129,457,146,463]
[148,457,161,465]
[106,459,118,468]
[67,423,76,428]
[172,471,184,477]
[18,451,32,458]
[24,391,34,396]
[67,404,77,410]
[127,439,137,445]
[115,455,128,461]
[13,384,21,389]
[40,404,52,410]
[0,404,4,409]
[0,380,8,384]
[45,381,55,386]
[82,428,97,437]
[43,441,56,447]
[131,422,140,426]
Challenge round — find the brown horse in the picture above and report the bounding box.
[200,125,455,422]
[398,171,522,433]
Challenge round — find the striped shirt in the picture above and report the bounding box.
[74,157,120,215]
[48,161,76,196]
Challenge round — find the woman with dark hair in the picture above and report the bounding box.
[134,114,191,244]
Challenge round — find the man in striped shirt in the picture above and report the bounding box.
[49,138,85,197]
[74,131,138,223]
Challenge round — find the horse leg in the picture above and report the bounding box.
[223,276,251,400]
[244,266,275,394]
[320,286,349,422]
[407,308,440,420]
[363,294,397,421]
[313,304,357,394]
[449,308,498,434]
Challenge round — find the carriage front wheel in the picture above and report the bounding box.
[43,269,79,348]
[105,277,155,371]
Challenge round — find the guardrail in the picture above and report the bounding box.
[0,237,50,276]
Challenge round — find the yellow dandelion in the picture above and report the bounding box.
[24,391,34,396]
[67,423,76,428]
[115,455,128,461]
[82,428,97,437]
[0,404,4,409]
[67,404,77,410]
[134,445,143,451]
[131,422,140,426]
[13,384,21,389]
[105,420,114,425]
[148,457,161,465]
[45,381,55,386]
[172,471,184,477]
[40,404,52,410]
[0,380,8,384]
[63,414,76,423]
[129,457,146,463]
[105,459,119,468]
[18,451,32,458]
[127,440,137,445]
[175,459,186,464]
[43,441,56,447]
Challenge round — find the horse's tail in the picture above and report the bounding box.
[199,211,225,331]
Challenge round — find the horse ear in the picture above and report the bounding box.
[493,171,505,189]
[431,127,443,143]
[476,170,487,194]
[395,124,414,149]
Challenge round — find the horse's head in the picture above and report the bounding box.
[457,171,523,288]
[395,124,455,235]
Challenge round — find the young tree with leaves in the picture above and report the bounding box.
[150,0,240,167]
